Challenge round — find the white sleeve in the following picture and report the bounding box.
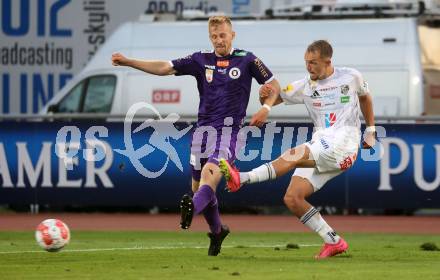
[350,68,369,96]
[280,79,306,105]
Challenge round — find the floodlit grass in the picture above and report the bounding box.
[0,231,439,279]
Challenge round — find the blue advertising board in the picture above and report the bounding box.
[0,120,439,210]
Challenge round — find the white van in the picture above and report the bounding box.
[41,17,424,117]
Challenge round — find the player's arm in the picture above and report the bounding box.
[250,78,281,127]
[111,52,176,76]
[259,81,283,106]
[248,54,281,127]
[359,93,376,148]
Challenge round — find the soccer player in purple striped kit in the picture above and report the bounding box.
[112,16,280,256]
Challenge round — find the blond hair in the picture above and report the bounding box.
[307,40,333,59]
[208,15,232,28]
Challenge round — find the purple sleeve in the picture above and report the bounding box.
[248,53,274,85]
[171,53,199,76]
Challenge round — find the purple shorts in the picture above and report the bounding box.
[189,126,246,181]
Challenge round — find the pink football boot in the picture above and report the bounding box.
[219,159,242,192]
[315,238,349,259]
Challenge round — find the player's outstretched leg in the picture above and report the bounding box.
[219,159,277,192]
[207,224,230,256]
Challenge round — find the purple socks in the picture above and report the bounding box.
[203,196,222,234]
[192,184,215,214]
[192,184,222,234]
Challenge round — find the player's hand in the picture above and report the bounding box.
[111,52,130,66]
[259,83,275,100]
[250,107,269,127]
[362,131,376,149]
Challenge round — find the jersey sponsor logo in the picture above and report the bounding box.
[311,90,321,98]
[205,69,214,83]
[340,96,350,103]
[341,84,350,95]
[234,51,248,56]
[204,65,215,70]
[218,68,227,74]
[320,138,329,149]
[229,67,241,79]
[253,58,269,78]
[313,102,321,107]
[324,102,336,107]
[319,86,338,92]
[325,113,336,128]
[217,60,229,67]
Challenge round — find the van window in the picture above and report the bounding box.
[55,75,116,113]
[57,82,84,113]
[83,76,116,113]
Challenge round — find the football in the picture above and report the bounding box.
[35,219,70,252]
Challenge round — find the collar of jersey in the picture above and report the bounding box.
[310,67,337,84]
[215,48,235,58]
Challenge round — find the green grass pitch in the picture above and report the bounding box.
[1,231,439,279]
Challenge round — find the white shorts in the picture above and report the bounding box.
[294,134,358,192]
[293,167,341,192]
[306,135,358,173]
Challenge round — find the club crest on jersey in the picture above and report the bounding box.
[325,113,336,127]
[205,69,214,83]
[341,84,350,95]
[229,67,241,79]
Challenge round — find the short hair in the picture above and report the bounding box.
[306,40,333,59]
[208,15,232,28]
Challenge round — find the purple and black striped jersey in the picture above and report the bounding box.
[171,48,273,129]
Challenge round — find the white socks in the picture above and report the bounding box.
[240,163,276,184]
[300,207,340,244]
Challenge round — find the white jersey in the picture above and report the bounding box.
[281,66,368,142]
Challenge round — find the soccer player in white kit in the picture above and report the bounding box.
[219,40,376,259]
